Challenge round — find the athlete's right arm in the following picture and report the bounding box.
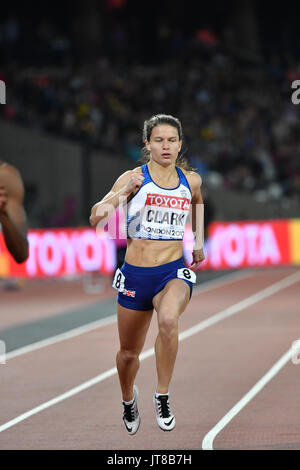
[89,169,144,227]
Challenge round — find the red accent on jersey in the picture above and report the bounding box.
[145,194,190,211]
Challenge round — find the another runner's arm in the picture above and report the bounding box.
[0,165,29,263]
[89,169,144,227]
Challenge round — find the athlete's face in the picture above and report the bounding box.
[145,125,182,166]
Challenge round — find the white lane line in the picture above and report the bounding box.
[5,269,254,361]
[0,367,118,433]
[202,270,300,450]
[0,269,299,434]
[5,316,117,361]
[180,269,300,341]
[202,347,294,450]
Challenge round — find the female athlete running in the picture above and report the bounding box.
[90,114,204,434]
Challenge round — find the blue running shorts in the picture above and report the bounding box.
[112,257,196,311]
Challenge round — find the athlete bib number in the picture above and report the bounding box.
[112,268,125,292]
[177,268,196,284]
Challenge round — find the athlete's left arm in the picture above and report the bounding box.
[187,172,205,270]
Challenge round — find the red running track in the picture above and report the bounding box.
[0,267,299,450]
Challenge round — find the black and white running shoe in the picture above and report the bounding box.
[122,385,141,435]
[153,394,176,431]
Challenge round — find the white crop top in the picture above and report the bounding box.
[127,164,192,241]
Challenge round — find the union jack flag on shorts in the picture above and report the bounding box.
[123,288,136,298]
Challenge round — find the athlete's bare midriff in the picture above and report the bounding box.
[125,238,183,267]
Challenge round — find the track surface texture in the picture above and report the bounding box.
[0,267,299,451]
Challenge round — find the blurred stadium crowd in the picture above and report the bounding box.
[1,9,300,209]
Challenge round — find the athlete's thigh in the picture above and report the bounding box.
[152,279,190,319]
[117,302,154,352]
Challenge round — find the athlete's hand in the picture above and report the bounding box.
[124,171,144,196]
[190,248,205,270]
[0,185,8,215]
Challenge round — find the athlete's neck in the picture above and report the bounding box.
[147,160,177,182]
